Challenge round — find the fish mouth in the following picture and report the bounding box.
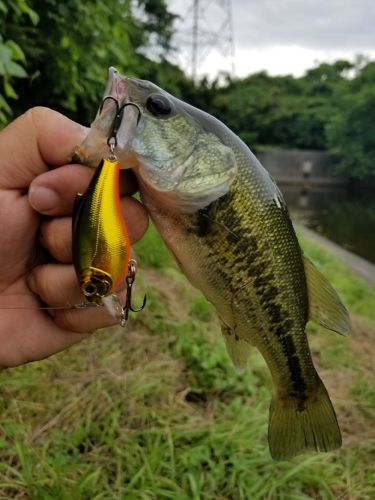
[106,66,129,102]
[71,67,140,167]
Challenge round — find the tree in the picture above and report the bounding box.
[0,0,38,124]
[210,70,334,150]
[326,62,375,178]
[0,0,176,126]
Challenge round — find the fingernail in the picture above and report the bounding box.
[29,186,60,213]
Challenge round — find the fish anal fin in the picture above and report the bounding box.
[303,255,351,336]
[220,321,251,373]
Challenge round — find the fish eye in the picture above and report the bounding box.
[146,94,172,117]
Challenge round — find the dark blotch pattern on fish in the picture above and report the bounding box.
[190,188,310,403]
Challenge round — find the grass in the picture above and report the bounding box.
[0,225,374,498]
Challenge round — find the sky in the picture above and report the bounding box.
[167,0,375,79]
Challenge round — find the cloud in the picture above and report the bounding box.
[168,0,375,77]
[200,46,375,79]
[233,0,375,50]
[170,0,375,51]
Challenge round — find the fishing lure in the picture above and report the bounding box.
[72,97,145,324]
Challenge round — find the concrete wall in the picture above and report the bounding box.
[257,149,348,186]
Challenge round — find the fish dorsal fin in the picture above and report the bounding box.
[303,255,351,336]
[220,321,252,373]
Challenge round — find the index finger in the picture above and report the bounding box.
[0,107,88,190]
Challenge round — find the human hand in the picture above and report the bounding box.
[0,107,148,367]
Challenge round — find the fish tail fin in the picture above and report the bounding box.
[268,377,342,460]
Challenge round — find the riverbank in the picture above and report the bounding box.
[296,224,375,286]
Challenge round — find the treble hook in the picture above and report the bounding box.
[120,259,146,326]
[99,95,119,116]
[120,102,142,126]
[99,95,142,150]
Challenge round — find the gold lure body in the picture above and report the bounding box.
[72,158,130,303]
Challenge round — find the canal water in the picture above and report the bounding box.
[279,185,375,264]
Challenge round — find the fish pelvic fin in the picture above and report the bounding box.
[304,255,351,336]
[220,321,251,374]
[268,377,342,460]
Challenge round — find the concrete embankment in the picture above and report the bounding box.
[296,225,375,286]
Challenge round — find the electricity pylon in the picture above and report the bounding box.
[172,0,235,81]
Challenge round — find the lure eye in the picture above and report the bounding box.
[82,282,97,297]
[146,94,172,117]
[80,271,112,303]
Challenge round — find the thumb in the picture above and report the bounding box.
[0,107,88,189]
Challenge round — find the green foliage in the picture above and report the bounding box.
[134,221,174,269]
[192,59,374,178]
[196,67,343,151]
[0,0,177,125]
[326,62,375,178]
[138,0,176,50]
[0,0,37,124]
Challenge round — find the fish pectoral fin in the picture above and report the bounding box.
[303,255,351,336]
[220,321,251,373]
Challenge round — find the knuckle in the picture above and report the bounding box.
[41,219,71,262]
[54,310,83,332]
[31,266,57,301]
[24,106,51,127]
[31,264,74,304]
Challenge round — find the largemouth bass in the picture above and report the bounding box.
[74,68,350,460]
